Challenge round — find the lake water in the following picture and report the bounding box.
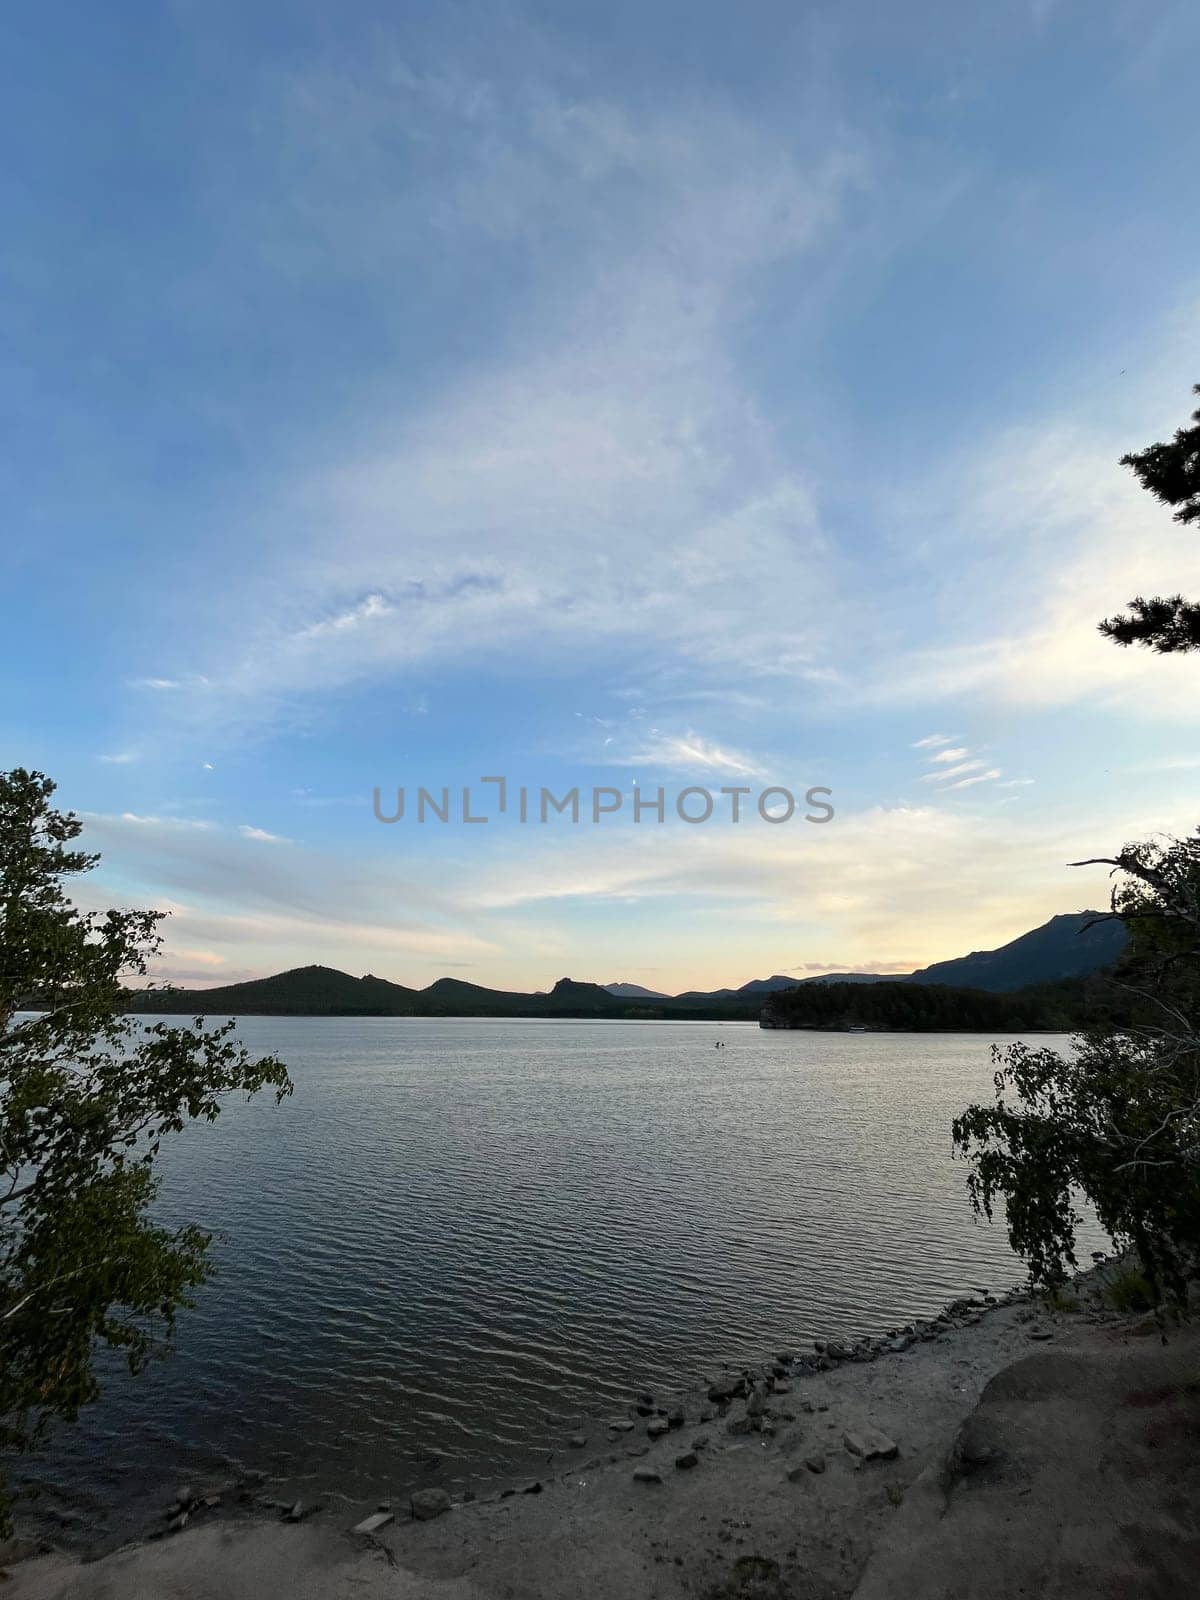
[21,1017,1100,1536]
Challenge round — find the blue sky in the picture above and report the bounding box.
[3,0,1199,991]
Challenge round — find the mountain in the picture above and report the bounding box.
[117,912,1129,1021]
[906,912,1127,993]
[797,912,1127,995]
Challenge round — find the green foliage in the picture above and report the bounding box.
[953,831,1200,1303]
[1107,1266,1155,1314]
[1100,384,1200,652]
[0,769,291,1531]
[761,976,1107,1033]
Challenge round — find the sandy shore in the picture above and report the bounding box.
[4,1265,1196,1599]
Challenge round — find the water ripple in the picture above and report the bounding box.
[17,1019,1102,1535]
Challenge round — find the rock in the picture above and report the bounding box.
[568,1434,587,1448]
[1029,1329,1055,1341]
[176,1486,195,1509]
[285,1502,304,1523]
[675,1451,699,1471]
[746,1388,766,1418]
[772,1379,792,1394]
[410,1489,451,1521]
[888,1335,913,1353]
[632,1468,662,1484]
[775,1350,795,1364]
[609,1418,635,1432]
[786,1464,809,1482]
[167,1511,188,1534]
[667,1407,686,1429]
[354,1511,395,1535]
[521,1481,543,1495]
[377,1501,392,1512]
[699,1406,715,1423]
[805,1454,826,1474]
[726,1413,755,1436]
[843,1424,898,1461]
[647,1416,671,1438]
[691,1434,710,1451]
[707,1375,744,1403]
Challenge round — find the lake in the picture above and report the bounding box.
[21,1017,1100,1536]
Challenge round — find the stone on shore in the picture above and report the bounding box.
[410,1489,451,1522]
[354,1510,395,1535]
[843,1424,899,1461]
[646,1416,671,1438]
[675,1452,699,1471]
[632,1468,662,1484]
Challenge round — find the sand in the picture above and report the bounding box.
[5,1273,1196,1600]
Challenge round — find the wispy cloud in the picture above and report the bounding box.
[238,825,291,844]
[929,746,970,764]
[605,729,767,779]
[915,740,1006,793]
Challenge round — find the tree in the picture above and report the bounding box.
[0,769,291,1530]
[952,831,1200,1303]
[1099,384,1200,652]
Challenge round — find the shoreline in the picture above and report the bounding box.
[10,1254,1192,1599]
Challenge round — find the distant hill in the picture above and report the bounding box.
[122,965,419,1016]
[121,969,757,1021]
[675,974,798,1001]
[117,912,1129,1022]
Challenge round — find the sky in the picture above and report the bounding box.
[3,0,1199,993]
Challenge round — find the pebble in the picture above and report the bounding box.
[633,1468,662,1485]
[647,1417,671,1439]
[675,1452,699,1471]
[568,1434,587,1449]
[609,1419,635,1433]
